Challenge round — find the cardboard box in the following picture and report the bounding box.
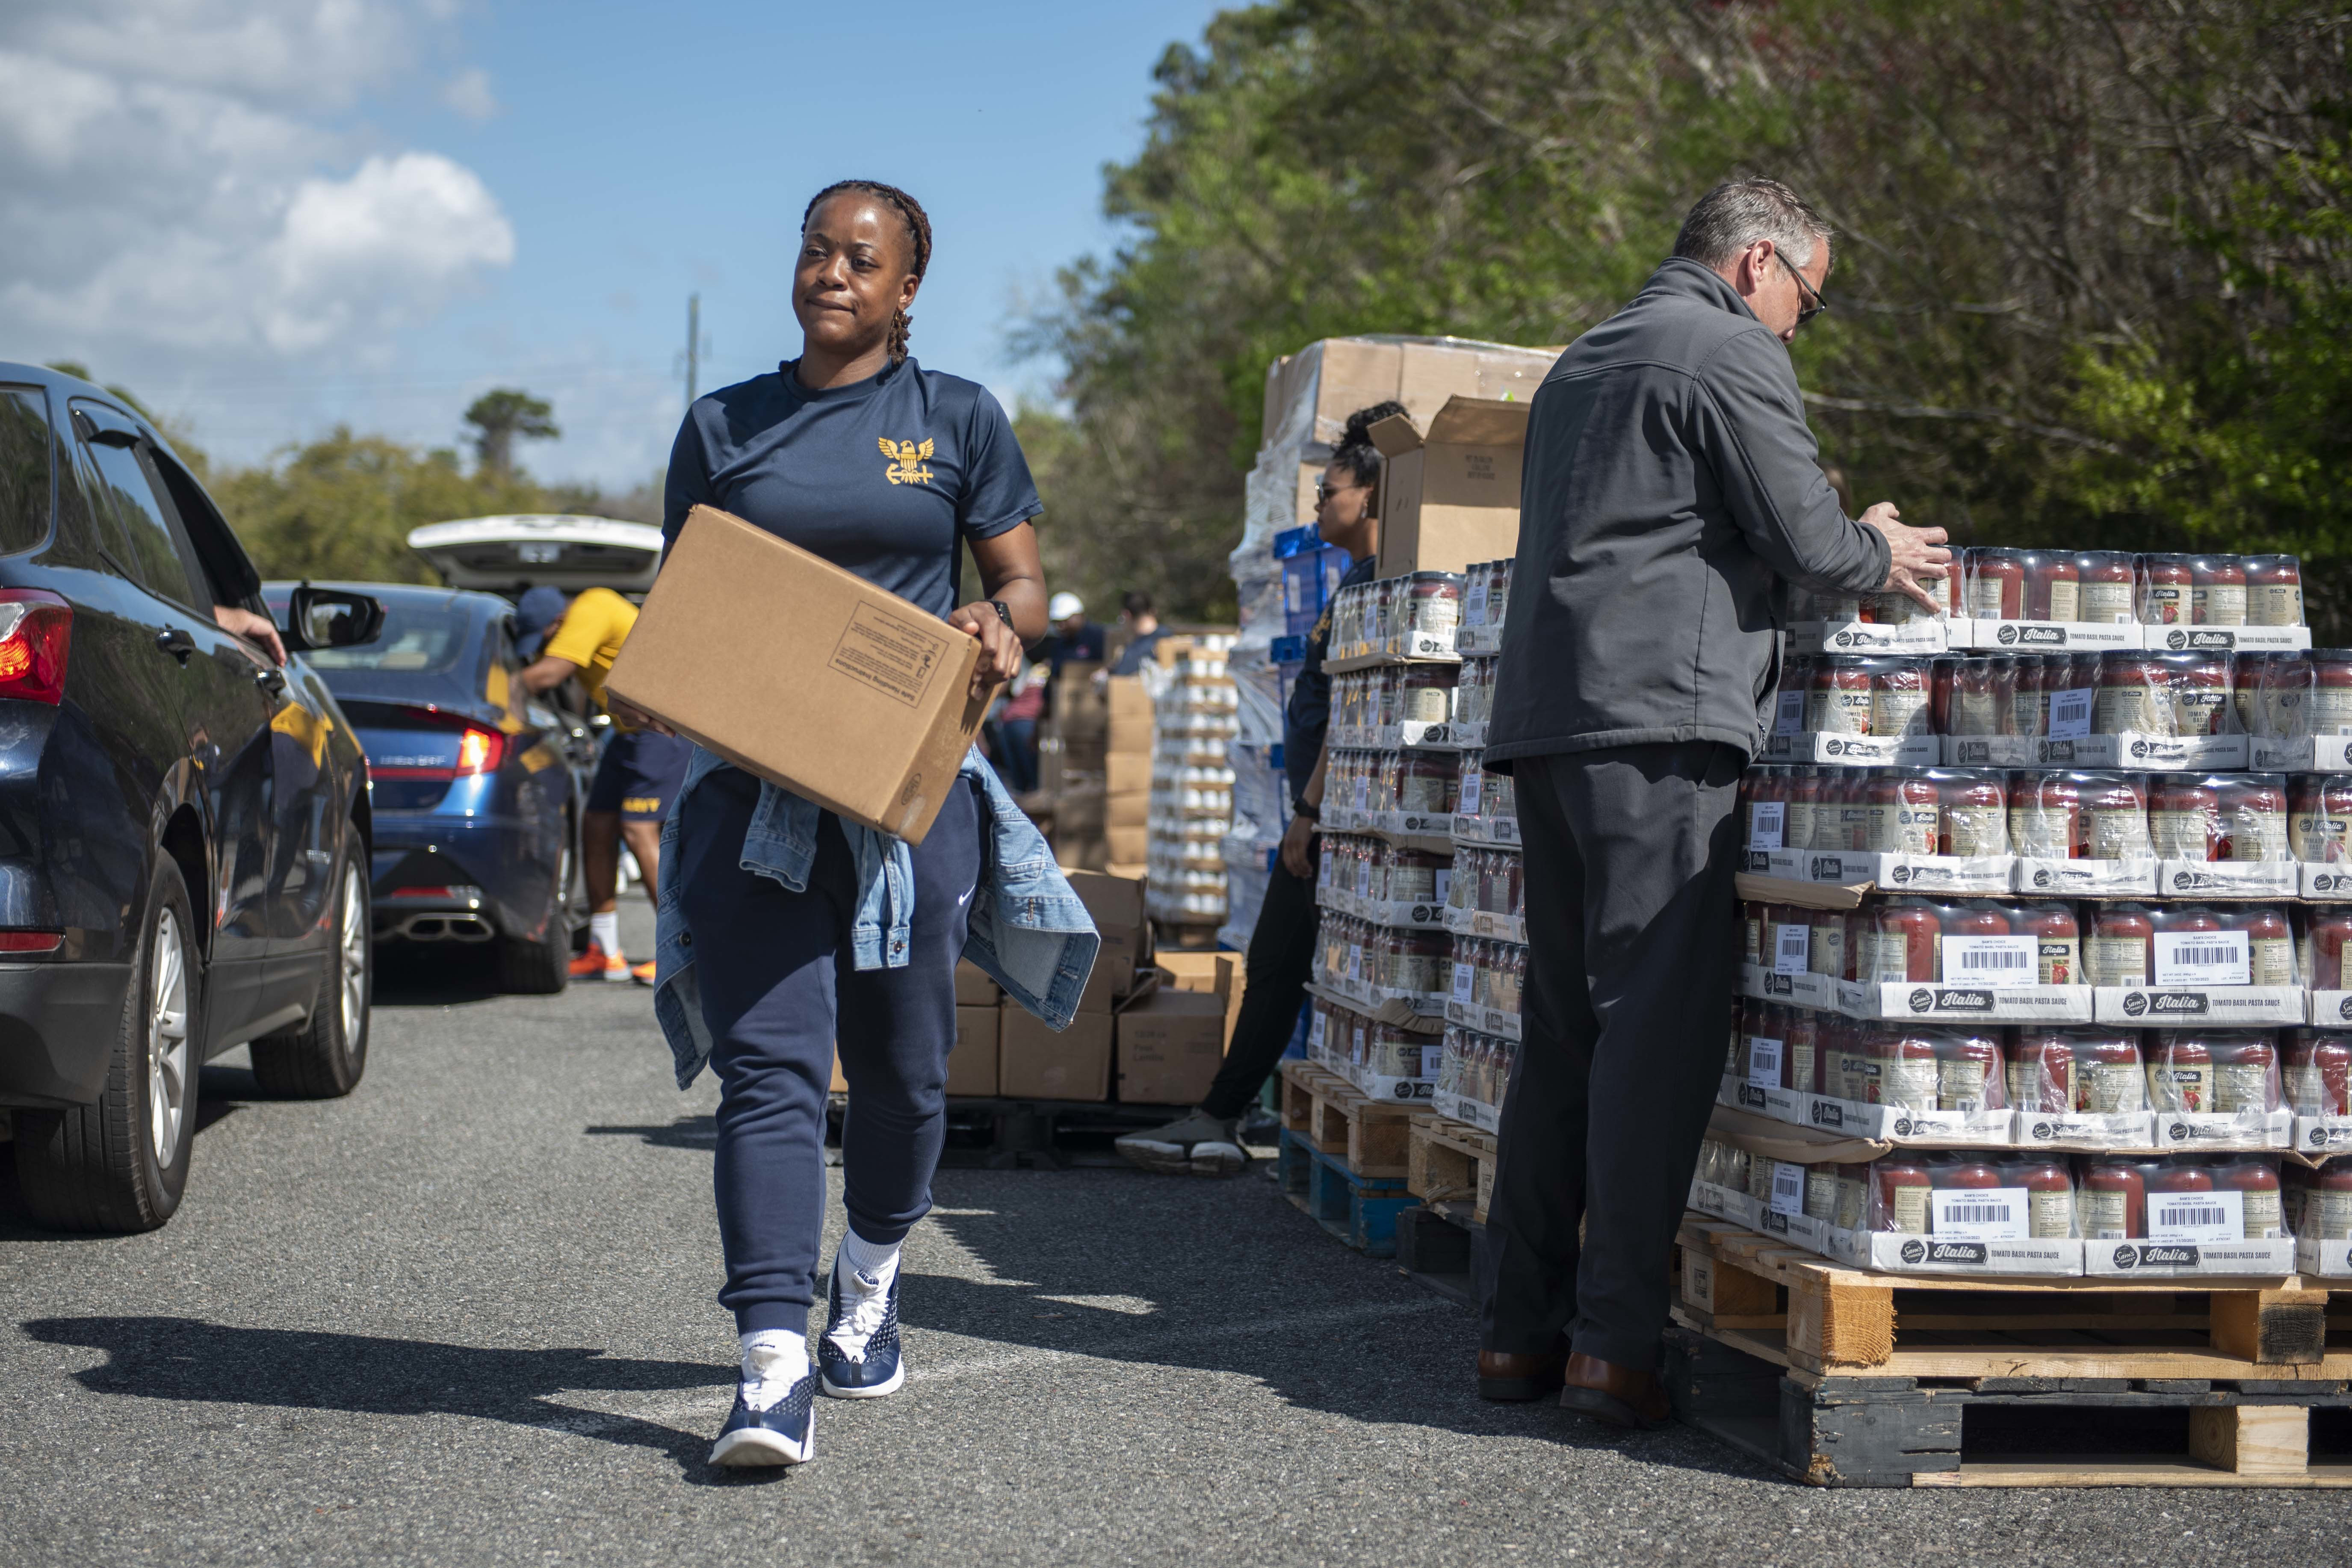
[830,1051,845,1093]
[1107,674,1153,730]
[1260,337,1558,451]
[1055,783,1106,836]
[955,959,999,1007]
[1105,751,1150,797]
[1054,833,1109,874]
[1050,661,1108,738]
[1067,869,1148,997]
[1369,397,1531,578]
[1106,790,1147,829]
[1107,860,1148,881]
[949,1005,999,1096]
[607,505,982,842]
[1152,951,1245,1045]
[1107,824,1148,864]
[1116,987,1230,1105]
[998,1005,1112,1101]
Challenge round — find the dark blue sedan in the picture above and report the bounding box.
[265,583,587,992]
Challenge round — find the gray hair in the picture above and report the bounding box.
[1673,178,1833,272]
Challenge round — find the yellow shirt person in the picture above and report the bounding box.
[537,586,638,723]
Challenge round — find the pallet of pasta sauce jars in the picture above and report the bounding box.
[1957,547,2143,650]
[2284,1158,2352,1276]
[2077,1152,2296,1276]
[1763,654,1939,766]
[1813,1150,2087,1276]
[2137,551,2311,651]
[1728,999,2016,1144]
[2282,1028,2352,1153]
[2083,900,2307,1028]
[2249,650,2352,773]
[1742,765,2014,893]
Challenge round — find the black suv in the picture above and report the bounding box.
[0,363,380,1232]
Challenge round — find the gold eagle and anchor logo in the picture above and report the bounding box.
[878,437,936,486]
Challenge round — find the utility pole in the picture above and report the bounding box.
[685,292,700,408]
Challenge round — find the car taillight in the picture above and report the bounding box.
[0,929,63,954]
[0,591,72,705]
[455,728,503,776]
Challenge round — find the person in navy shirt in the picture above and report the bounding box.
[628,180,1049,1468]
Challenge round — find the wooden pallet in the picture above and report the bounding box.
[1675,1215,2349,1383]
[1276,1059,1416,1179]
[1666,1326,2352,1488]
[1405,1115,1496,1224]
[1276,1129,1416,1257]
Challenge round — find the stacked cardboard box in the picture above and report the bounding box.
[1115,952,1243,1106]
[1105,676,1152,875]
[998,869,1150,1101]
[1047,667,1153,873]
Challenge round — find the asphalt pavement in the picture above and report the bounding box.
[3,902,2348,1566]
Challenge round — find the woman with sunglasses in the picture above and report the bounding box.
[1114,398,1404,1176]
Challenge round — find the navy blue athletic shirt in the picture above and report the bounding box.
[662,356,1042,617]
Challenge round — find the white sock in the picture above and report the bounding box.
[740,1329,809,1410]
[590,910,621,961]
[837,1230,901,1292]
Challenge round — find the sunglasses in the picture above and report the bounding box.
[1778,251,1830,329]
[1316,476,1369,504]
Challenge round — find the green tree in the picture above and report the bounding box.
[462,388,559,480]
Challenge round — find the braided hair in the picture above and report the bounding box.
[1333,400,1406,489]
[801,180,933,363]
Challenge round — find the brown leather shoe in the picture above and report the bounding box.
[1558,1351,1671,1429]
[1476,1344,1567,1403]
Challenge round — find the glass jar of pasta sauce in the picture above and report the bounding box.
[2285,1032,2352,1116]
[2074,1033,2148,1113]
[2209,1034,2281,1115]
[2148,1033,2218,1113]
[2007,1157,2080,1238]
[2191,555,2248,626]
[2009,655,2050,737]
[2312,651,2352,736]
[2077,550,2137,624]
[1395,753,1457,818]
[2216,904,2296,986]
[1945,656,2012,738]
[2078,1158,2148,1239]
[1404,572,1463,646]
[2096,653,2172,736]
[2218,1158,2287,1237]
[1873,1031,1941,1111]
[2008,771,2078,858]
[1869,658,1932,738]
[1935,770,2006,856]
[2149,775,2219,860]
[1967,547,2026,622]
[2082,772,2152,861]
[1866,898,1942,982]
[1397,664,1456,724]
[2009,902,2080,984]
[1866,771,1940,854]
[2086,904,2155,986]
[1935,1031,2006,1112]
[2246,555,2304,626]
[2139,553,2194,626]
[2022,550,2080,622]
[2303,907,2352,990]
[1808,656,1873,734]
[2254,651,2308,738]
[2216,775,2288,862]
[2009,1030,2076,1111]
[1810,906,1852,982]
[1872,1157,1933,1234]
[2160,653,2234,736]
[1784,1006,1821,1092]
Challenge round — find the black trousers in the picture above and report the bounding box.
[1475,741,1744,1371]
[1198,835,1321,1121]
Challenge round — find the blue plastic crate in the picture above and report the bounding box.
[1270,634,1306,665]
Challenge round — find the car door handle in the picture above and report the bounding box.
[154,627,195,664]
[254,666,287,696]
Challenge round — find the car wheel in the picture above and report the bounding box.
[13,857,202,1232]
[250,843,370,1098]
[495,837,571,995]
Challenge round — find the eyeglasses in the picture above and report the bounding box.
[1316,476,1368,504]
[1778,252,1830,329]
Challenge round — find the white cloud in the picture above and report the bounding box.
[0,1,512,380]
[442,66,497,121]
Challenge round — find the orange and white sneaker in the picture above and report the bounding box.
[569,941,613,980]
[630,960,657,986]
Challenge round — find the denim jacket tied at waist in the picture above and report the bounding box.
[651,744,1101,1090]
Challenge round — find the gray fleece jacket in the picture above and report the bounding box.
[1483,258,1891,765]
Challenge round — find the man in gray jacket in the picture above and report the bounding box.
[1475,179,1950,1425]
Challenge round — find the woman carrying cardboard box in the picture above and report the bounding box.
[622,180,1096,1468]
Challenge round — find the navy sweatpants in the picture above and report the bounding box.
[677,765,983,1335]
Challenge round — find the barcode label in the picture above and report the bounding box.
[1465,581,1489,625]
[2152,929,2251,986]
[1774,689,1804,736]
[2149,1189,2243,1243]
[1307,1013,1327,1051]
[1458,769,1482,815]
[1347,942,1364,980]
[1750,800,1786,850]
[1353,773,1369,809]
[2046,686,2095,739]
[1451,962,1475,1002]
[1769,1160,1806,1217]
[1941,934,2037,982]
[1432,869,1452,902]
[1931,1185,2030,1240]
[1747,1034,1784,1088]
[1772,922,1810,976]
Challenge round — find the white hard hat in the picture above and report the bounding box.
[1048,592,1086,621]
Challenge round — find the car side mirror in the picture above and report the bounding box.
[282,585,386,651]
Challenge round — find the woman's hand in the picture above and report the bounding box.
[609,694,676,737]
[948,602,1022,699]
[214,605,287,666]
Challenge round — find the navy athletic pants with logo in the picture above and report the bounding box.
[1475,741,1745,1372]
[676,763,982,1335]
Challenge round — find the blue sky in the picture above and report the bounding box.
[0,1,1226,488]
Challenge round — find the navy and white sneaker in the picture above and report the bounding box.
[710,1370,817,1467]
[818,1255,904,1399]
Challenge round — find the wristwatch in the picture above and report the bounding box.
[988,599,1014,631]
[1293,800,1320,822]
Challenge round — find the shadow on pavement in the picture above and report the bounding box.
[371,941,506,1008]
[18,1316,774,1482]
[585,1115,717,1151]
